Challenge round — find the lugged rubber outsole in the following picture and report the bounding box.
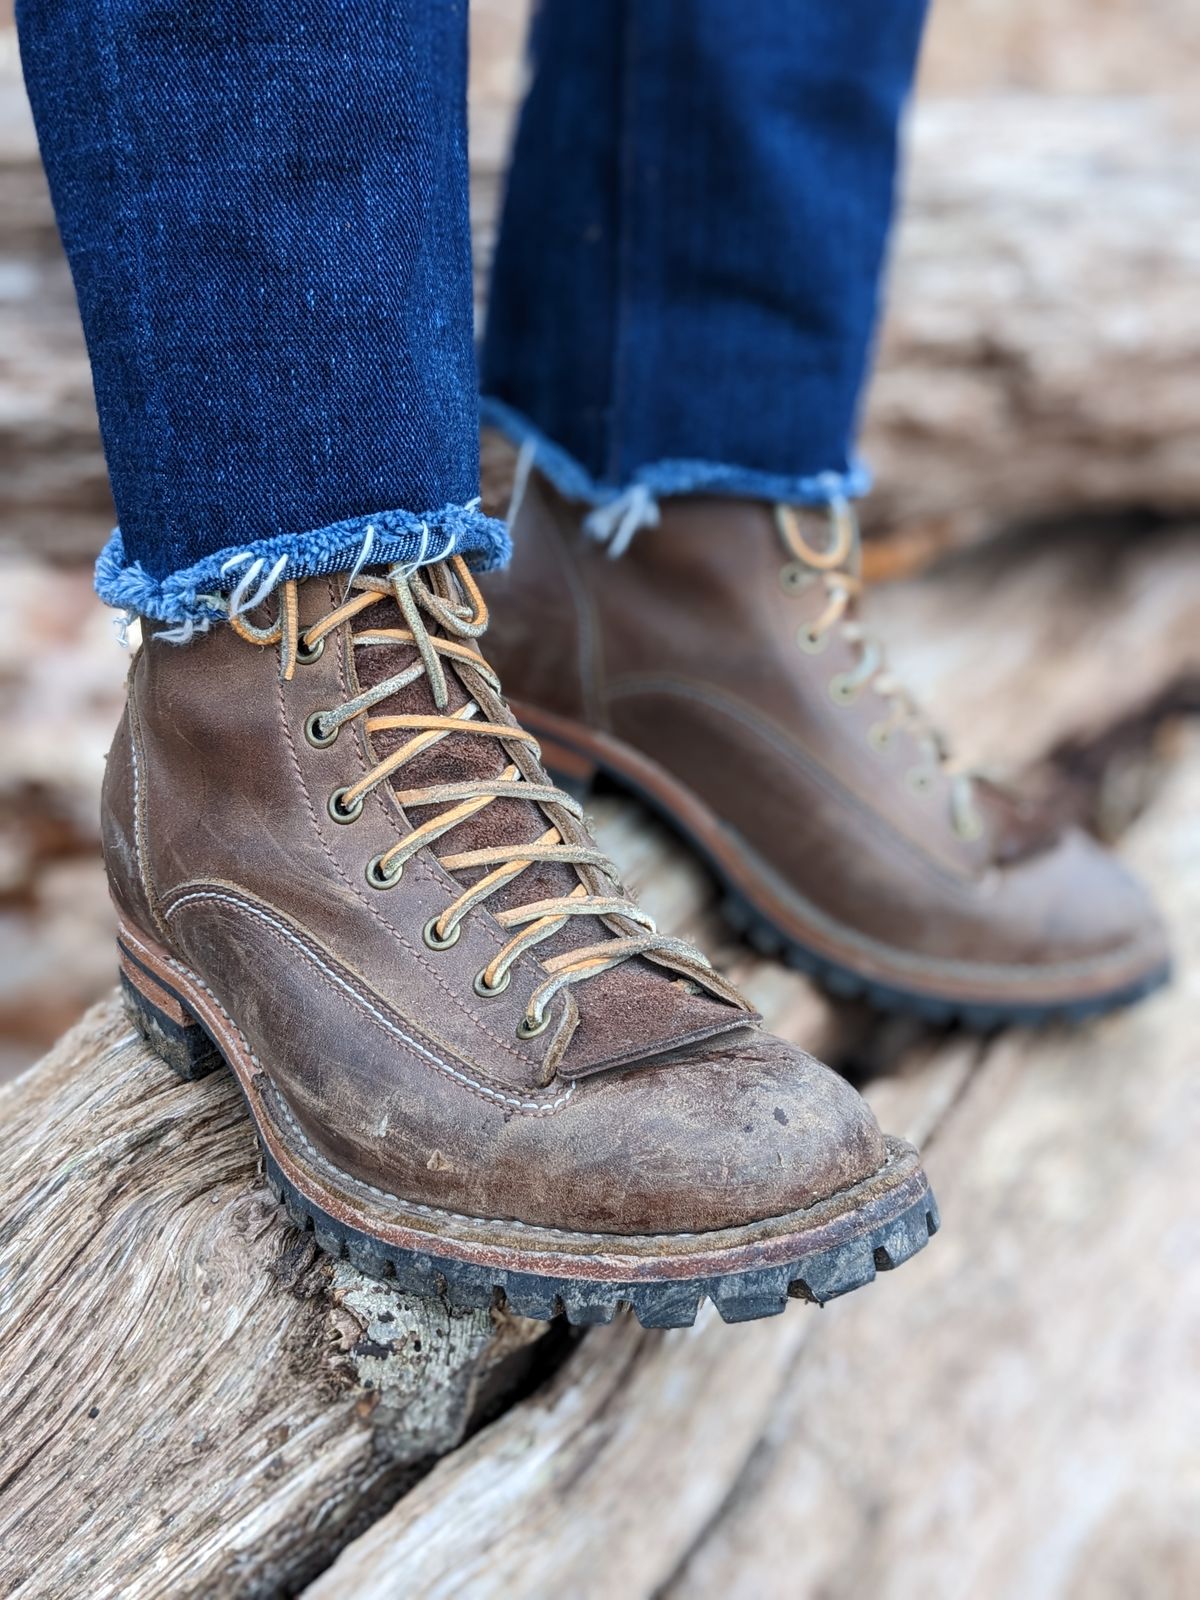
[256,1142,940,1328]
[716,887,1171,1030]
[118,966,940,1330]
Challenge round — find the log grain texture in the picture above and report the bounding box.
[2,4,1199,1591]
[0,1014,549,1599]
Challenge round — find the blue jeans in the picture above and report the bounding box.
[17,0,927,629]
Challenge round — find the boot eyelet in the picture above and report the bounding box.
[366,853,403,890]
[953,812,985,844]
[517,1012,550,1040]
[867,723,893,752]
[906,767,935,796]
[295,634,325,665]
[796,625,829,655]
[424,916,461,950]
[473,968,511,998]
[328,786,364,824]
[305,710,338,748]
[828,675,859,706]
[778,562,812,595]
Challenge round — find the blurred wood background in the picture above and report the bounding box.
[1,3,1198,1596]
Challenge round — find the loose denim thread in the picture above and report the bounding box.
[95,499,511,636]
[584,485,662,558]
[482,395,872,551]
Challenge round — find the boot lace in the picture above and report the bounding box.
[777,501,984,843]
[231,557,744,1039]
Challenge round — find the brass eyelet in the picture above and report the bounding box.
[867,723,893,753]
[305,710,338,748]
[473,968,511,998]
[828,675,859,706]
[366,853,403,890]
[424,916,461,950]
[778,562,812,595]
[517,1012,550,1040]
[796,625,829,655]
[328,785,364,824]
[953,812,985,844]
[295,634,325,665]
[906,767,935,796]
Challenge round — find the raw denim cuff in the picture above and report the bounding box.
[480,396,871,508]
[94,501,511,627]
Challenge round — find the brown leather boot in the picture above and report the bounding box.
[104,556,936,1326]
[483,468,1170,1027]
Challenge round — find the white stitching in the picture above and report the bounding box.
[127,708,170,941]
[272,1091,901,1244]
[160,890,574,1114]
[120,920,906,1245]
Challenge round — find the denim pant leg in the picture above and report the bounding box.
[17,0,507,629]
[481,0,928,518]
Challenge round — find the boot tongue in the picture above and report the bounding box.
[352,580,598,957]
[348,570,749,1069]
[973,776,1065,866]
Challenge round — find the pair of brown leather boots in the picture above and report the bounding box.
[110,466,1168,1327]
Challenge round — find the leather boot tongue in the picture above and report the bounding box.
[350,571,750,1072]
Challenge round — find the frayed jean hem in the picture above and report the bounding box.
[480,396,872,509]
[94,502,512,627]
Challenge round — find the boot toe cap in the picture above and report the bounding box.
[564,1027,891,1235]
[1000,827,1170,986]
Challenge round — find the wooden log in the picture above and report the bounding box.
[0,1002,550,1599]
[860,95,1200,558]
[300,727,1200,1600]
[1,513,1194,1598]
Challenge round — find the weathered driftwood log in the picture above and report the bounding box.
[301,729,1200,1600]
[860,95,1200,555]
[0,1008,550,1599]
[1,511,1195,1596]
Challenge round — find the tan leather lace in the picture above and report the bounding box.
[776,502,984,843]
[232,557,743,1037]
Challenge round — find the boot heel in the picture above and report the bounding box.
[118,949,223,1082]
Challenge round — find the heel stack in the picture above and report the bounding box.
[118,946,222,1082]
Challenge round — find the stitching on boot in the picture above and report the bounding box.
[161,889,575,1113]
[120,919,905,1243]
[127,695,171,944]
[272,1094,900,1243]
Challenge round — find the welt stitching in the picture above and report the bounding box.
[120,921,903,1240]
[157,892,574,1115]
[273,1092,899,1243]
[273,655,542,1069]
[599,680,1146,980]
